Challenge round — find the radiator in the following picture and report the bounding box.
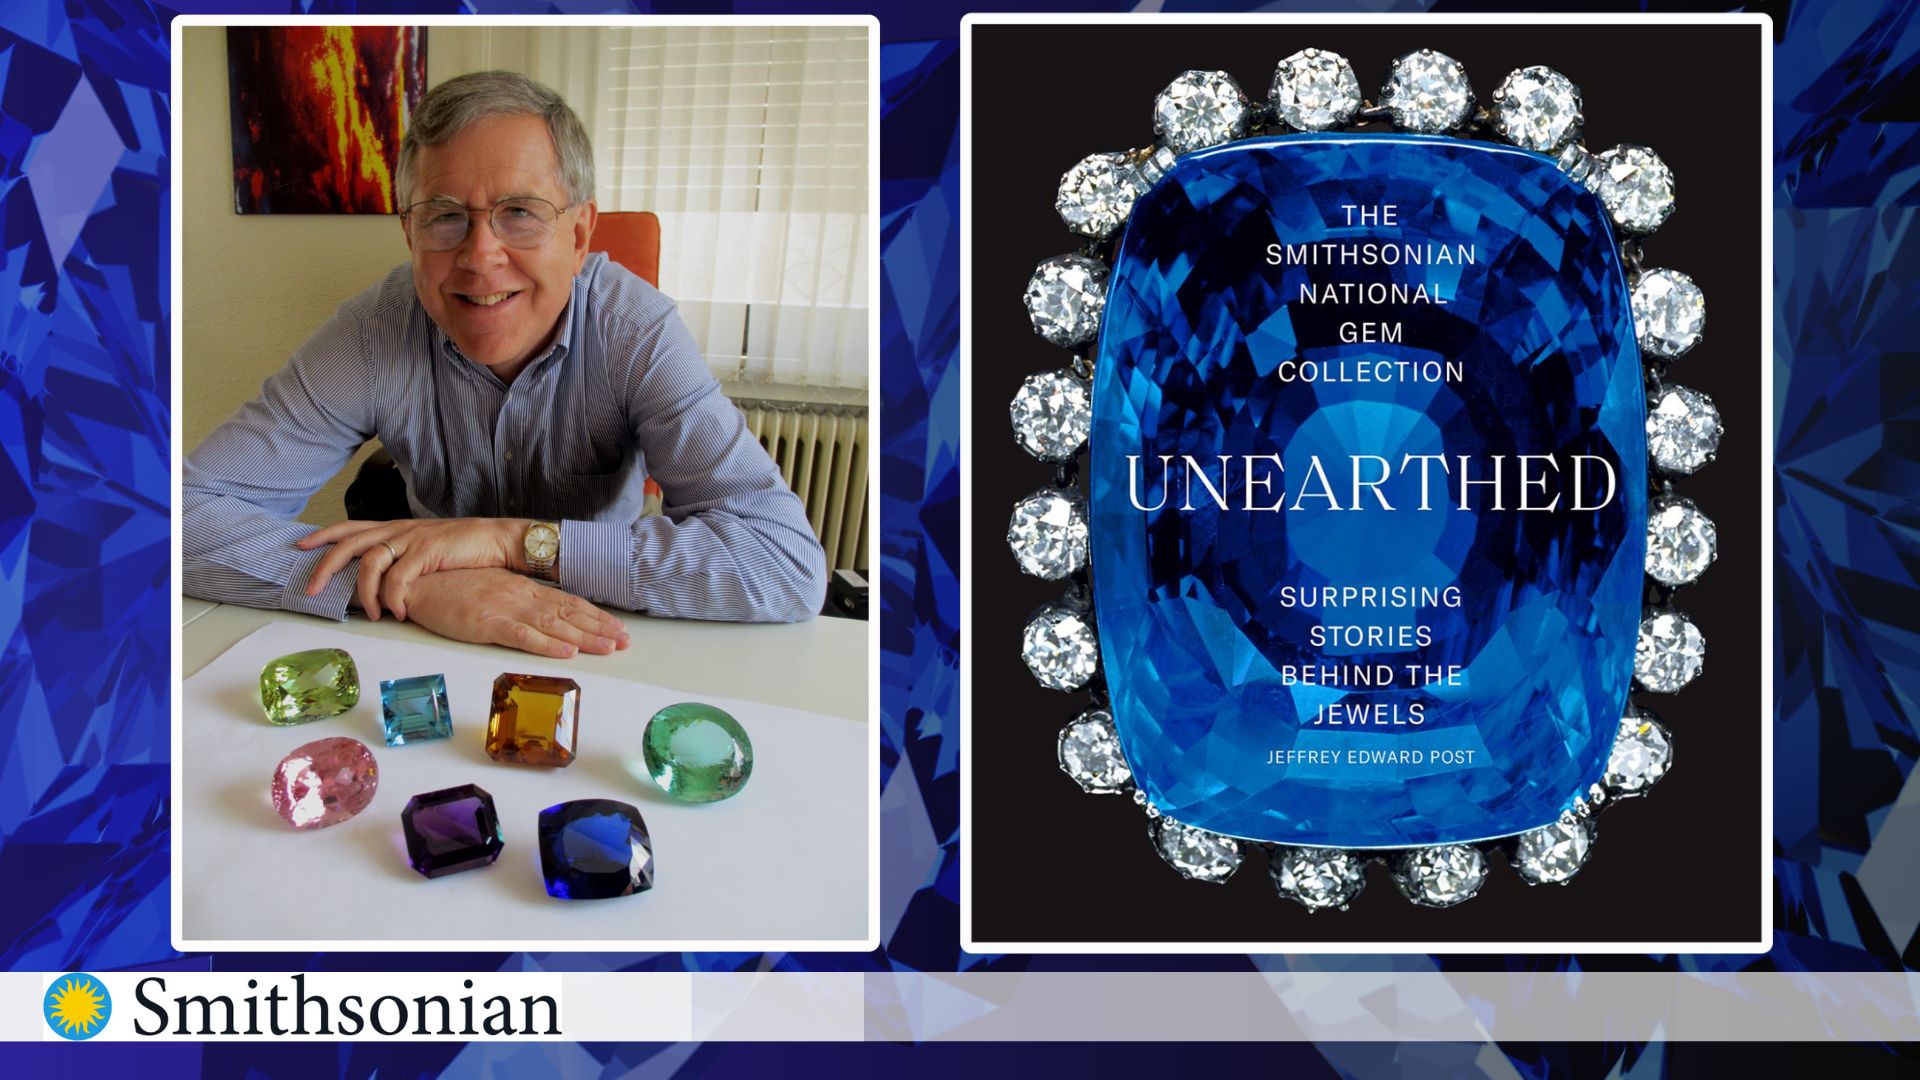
[735,400,869,572]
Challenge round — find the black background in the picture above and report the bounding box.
[969,22,1764,947]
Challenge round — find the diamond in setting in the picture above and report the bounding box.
[1381,49,1473,134]
[1024,255,1108,348]
[1648,386,1722,474]
[1056,152,1140,239]
[1270,846,1367,910]
[1646,497,1717,586]
[1605,710,1674,795]
[1555,143,1595,184]
[1636,611,1705,692]
[1392,845,1488,908]
[1490,66,1582,152]
[1059,708,1131,793]
[1632,268,1706,358]
[1132,787,1161,818]
[1008,489,1089,580]
[1513,819,1595,885]
[1022,605,1098,691]
[1152,819,1243,883]
[1594,144,1676,235]
[1011,370,1092,462]
[1153,70,1251,155]
[1271,49,1361,131]
[1135,146,1178,190]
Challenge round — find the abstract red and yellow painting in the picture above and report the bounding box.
[227,26,427,214]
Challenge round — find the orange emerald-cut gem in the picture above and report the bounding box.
[486,673,581,767]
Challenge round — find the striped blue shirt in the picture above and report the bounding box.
[183,253,826,622]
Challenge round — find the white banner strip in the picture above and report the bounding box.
[7,972,1919,1041]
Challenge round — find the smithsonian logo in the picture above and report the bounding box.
[35,972,565,1040]
[44,973,111,1040]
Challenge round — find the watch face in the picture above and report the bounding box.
[527,525,559,561]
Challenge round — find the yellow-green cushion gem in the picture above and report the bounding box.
[259,648,359,725]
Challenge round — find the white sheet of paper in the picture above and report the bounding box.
[181,621,870,947]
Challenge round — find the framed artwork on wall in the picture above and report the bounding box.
[226,26,426,214]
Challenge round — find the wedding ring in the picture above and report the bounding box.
[380,541,398,562]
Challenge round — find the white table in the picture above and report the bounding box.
[179,599,873,951]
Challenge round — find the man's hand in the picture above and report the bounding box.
[400,567,630,659]
[298,517,528,620]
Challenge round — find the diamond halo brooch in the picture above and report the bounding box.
[1011,49,1714,910]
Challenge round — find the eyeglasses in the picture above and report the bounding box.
[400,196,572,252]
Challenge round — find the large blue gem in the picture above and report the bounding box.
[1091,135,1646,848]
[538,799,655,899]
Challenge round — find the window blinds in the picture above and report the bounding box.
[473,26,870,390]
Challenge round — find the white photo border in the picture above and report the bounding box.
[170,12,883,954]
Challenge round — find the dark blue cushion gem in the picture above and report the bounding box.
[538,798,654,899]
[1090,134,1646,848]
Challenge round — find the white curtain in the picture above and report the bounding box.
[458,26,870,391]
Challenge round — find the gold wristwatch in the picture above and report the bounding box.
[523,520,560,581]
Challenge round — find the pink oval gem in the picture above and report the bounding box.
[270,737,379,830]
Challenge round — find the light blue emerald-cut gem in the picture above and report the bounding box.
[1091,134,1646,848]
[380,674,453,746]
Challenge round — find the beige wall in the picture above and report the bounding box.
[182,27,495,523]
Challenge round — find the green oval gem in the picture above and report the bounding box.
[642,703,753,803]
[259,648,360,725]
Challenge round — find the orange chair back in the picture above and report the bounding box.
[588,211,662,287]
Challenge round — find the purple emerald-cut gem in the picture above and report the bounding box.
[400,784,505,878]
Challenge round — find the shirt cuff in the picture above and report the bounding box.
[278,545,360,620]
[559,519,631,610]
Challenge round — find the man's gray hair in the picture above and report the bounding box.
[395,71,595,208]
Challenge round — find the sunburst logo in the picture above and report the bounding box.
[44,973,111,1040]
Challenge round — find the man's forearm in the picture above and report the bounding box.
[294,511,822,622]
[182,490,359,618]
[559,509,827,623]
[181,296,379,618]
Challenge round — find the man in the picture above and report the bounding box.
[184,71,828,658]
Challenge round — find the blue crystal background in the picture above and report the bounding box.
[1093,135,1644,847]
[0,0,1910,1074]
